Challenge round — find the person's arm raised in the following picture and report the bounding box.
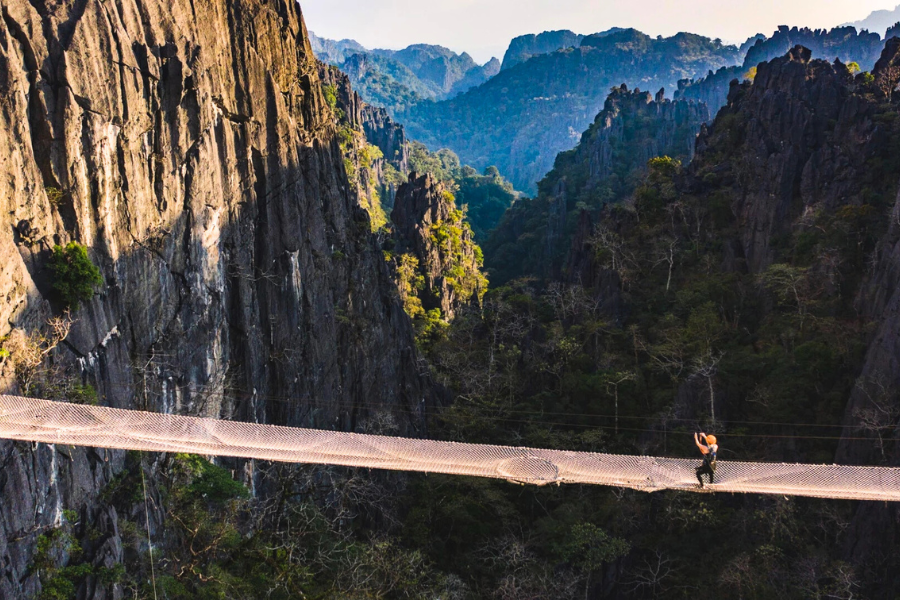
[694,433,706,451]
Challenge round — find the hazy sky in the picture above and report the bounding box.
[301,0,897,64]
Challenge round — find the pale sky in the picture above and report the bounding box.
[300,0,898,64]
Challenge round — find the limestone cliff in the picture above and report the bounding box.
[318,61,409,223]
[744,26,884,73]
[689,45,900,273]
[676,64,744,117]
[391,173,487,322]
[543,85,708,196]
[0,0,432,597]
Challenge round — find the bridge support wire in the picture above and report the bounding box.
[0,395,897,501]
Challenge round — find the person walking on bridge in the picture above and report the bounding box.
[694,432,718,488]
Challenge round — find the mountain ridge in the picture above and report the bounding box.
[401,28,741,193]
[844,3,900,36]
[311,32,500,113]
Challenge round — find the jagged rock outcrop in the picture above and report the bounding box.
[0,0,433,597]
[888,21,900,40]
[556,85,708,190]
[690,45,899,273]
[484,88,707,284]
[318,62,367,127]
[744,26,884,72]
[677,26,889,115]
[318,61,408,218]
[361,102,410,208]
[391,173,487,320]
[676,65,745,116]
[362,106,409,175]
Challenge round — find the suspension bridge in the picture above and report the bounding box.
[0,395,897,501]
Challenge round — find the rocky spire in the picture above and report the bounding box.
[391,173,487,321]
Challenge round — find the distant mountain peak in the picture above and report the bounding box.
[500,30,585,70]
[309,34,501,111]
[843,4,900,36]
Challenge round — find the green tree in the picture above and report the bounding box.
[561,523,630,600]
[48,242,103,309]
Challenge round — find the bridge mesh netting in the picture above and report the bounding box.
[1,395,898,501]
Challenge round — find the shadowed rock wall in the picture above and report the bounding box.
[0,1,431,596]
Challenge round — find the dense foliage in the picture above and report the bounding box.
[408,142,519,241]
[47,242,103,309]
[484,86,706,285]
[339,53,428,114]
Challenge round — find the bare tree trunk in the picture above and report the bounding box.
[666,257,674,293]
[615,387,619,435]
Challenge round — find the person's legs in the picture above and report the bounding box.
[696,463,713,486]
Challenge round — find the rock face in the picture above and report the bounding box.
[692,45,898,273]
[362,106,410,176]
[0,0,432,597]
[318,61,408,217]
[391,173,486,320]
[676,65,744,117]
[361,101,410,208]
[554,85,708,191]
